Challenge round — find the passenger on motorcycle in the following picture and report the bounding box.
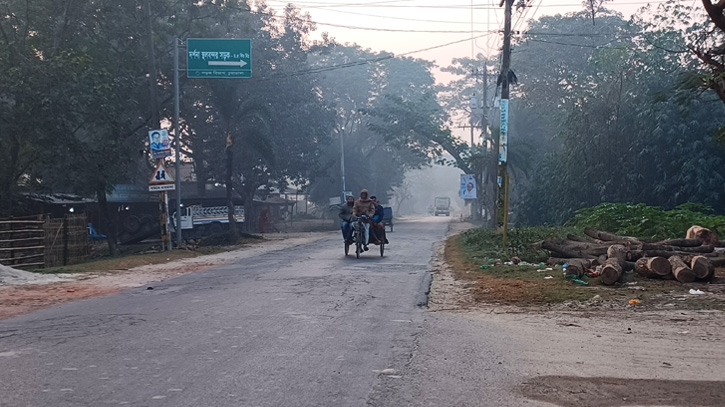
[353,189,378,250]
[369,196,388,245]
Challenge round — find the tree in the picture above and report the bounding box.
[0,0,161,253]
[306,45,435,205]
[700,0,725,103]
[181,3,335,234]
[517,9,725,224]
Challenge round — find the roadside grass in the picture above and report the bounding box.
[446,234,594,304]
[38,238,259,275]
[447,228,725,309]
[39,250,202,274]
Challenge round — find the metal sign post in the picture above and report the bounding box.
[174,38,182,248]
[170,37,252,246]
[149,162,175,251]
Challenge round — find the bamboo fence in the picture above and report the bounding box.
[0,214,89,270]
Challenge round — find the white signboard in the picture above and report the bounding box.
[149,184,176,192]
[460,174,477,200]
[499,99,509,163]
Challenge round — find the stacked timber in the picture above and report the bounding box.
[542,226,721,286]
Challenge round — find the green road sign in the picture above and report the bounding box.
[187,38,252,78]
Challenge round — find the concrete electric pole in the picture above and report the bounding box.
[497,0,513,244]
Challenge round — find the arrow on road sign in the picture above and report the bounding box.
[209,61,247,67]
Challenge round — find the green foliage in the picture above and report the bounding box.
[566,202,725,240]
[459,226,581,263]
[306,45,444,204]
[516,10,725,226]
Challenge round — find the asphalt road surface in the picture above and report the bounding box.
[0,216,482,407]
[5,216,721,407]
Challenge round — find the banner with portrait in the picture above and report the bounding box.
[149,129,172,160]
[460,174,477,200]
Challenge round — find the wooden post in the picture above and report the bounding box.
[159,191,169,251]
[62,216,69,266]
[8,216,14,265]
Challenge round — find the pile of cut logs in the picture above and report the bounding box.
[541,226,723,286]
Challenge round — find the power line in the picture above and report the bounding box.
[265,0,671,8]
[251,33,496,82]
[260,7,631,35]
[311,20,498,32]
[521,37,628,49]
[311,6,493,24]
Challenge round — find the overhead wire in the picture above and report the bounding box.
[305,6,493,24]
[264,0,671,8]
[250,32,497,82]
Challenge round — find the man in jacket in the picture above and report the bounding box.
[339,195,355,244]
[369,196,388,245]
[353,189,378,250]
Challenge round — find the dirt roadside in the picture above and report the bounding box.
[429,221,725,407]
[0,233,331,320]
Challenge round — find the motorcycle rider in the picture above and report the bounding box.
[353,189,378,250]
[339,195,355,244]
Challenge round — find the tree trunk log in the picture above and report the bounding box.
[634,257,671,278]
[592,254,608,268]
[690,255,715,280]
[607,244,628,266]
[564,259,591,278]
[710,257,725,267]
[640,243,714,253]
[655,238,703,247]
[541,239,598,259]
[668,255,696,283]
[584,227,638,242]
[600,258,623,285]
[630,250,717,260]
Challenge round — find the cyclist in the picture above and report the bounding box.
[353,189,378,250]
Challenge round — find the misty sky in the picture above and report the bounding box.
[261,0,677,84]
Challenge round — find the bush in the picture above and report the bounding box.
[565,202,725,240]
[459,226,580,263]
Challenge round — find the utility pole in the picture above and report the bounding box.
[481,63,490,226]
[174,38,182,248]
[340,127,347,201]
[464,65,490,222]
[496,0,513,244]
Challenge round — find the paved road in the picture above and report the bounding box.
[7,216,710,407]
[0,216,464,407]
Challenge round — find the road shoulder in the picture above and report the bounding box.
[0,232,332,320]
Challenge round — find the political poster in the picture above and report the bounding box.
[149,129,172,159]
[460,174,477,200]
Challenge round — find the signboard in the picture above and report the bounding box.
[499,99,509,163]
[149,162,175,185]
[149,184,176,192]
[460,174,477,200]
[149,129,171,159]
[187,38,252,78]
